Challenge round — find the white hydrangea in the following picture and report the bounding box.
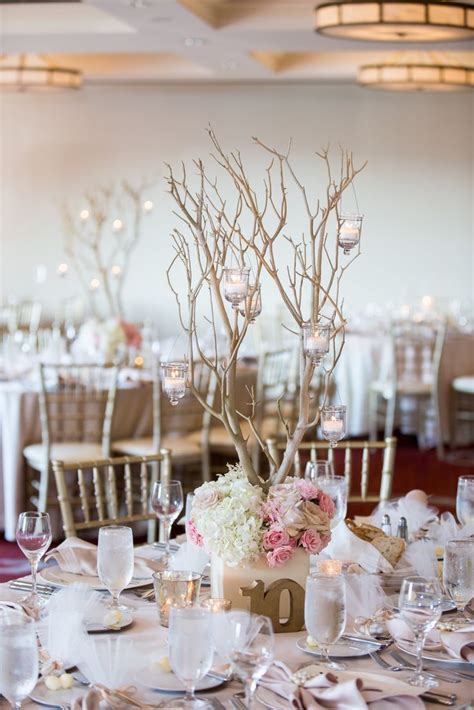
[192,465,264,566]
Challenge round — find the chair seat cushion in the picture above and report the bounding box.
[23,442,105,468]
[113,434,201,462]
[453,376,474,394]
[371,380,432,397]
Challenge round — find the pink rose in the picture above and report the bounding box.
[262,526,291,550]
[318,491,336,519]
[319,533,331,552]
[268,483,302,512]
[120,320,142,348]
[266,545,294,568]
[299,528,324,554]
[194,488,219,510]
[261,499,282,524]
[185,519,204,547]
[296,479,320,500]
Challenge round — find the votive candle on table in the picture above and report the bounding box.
[152,570,201,627]
[201,598,232,613]
[317,560,343,576]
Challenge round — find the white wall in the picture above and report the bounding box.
[0,83,472,334]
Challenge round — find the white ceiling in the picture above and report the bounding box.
[0,0,473,83]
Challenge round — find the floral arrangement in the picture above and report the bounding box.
[73,318,141,363]
[187,465,335,567]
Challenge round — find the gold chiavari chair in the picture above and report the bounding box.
[23,363,118,512]
[267,437,397,504]
[52,452,171,542]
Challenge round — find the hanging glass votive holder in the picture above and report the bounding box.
[223,267,250,308]
[321,405,346,448]
[238,284,262,322]
[302,322,330,365]
[161,362,188,406]
[338,214,363,255]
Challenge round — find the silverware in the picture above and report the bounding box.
[369,651,459,684]
[342,634,393,649]
[9,581,55,595]
[390,650,473,682]
[9,580,55,592]
[420,691,457,706]
[230,694,246,710]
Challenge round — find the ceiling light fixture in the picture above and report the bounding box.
[0,54,82,91]
[315,1,474,42]
[358,52,474,90]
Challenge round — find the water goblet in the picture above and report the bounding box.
[167,606,214,709]
[151,480,184,566]
[213,610,274,709]
[312,475,348,529]
[304,460,334,481]
[398,576,443,688]
[443,539,474,623]
[16,511,52,609]
[305,573,347,670]
[0,611,39,709]
[456,475,474,526]
[97,525,134,611]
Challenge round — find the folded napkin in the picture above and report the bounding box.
[320,523,392,574]
[440,626,474,662]
[386,618,441,650]
[259,661,424,709]
[45,538,164,579]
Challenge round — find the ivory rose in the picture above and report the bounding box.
[194,487,220,510]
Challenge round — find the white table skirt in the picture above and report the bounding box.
[0,574,472,709]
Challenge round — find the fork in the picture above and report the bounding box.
[389,650,474,682]
[370,651,460,684]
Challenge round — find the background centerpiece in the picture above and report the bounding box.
[165,130,366,617]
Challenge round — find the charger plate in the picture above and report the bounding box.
[39,567,151,591]
[136,665,223,693]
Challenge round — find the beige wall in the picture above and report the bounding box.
[0,83,472,334]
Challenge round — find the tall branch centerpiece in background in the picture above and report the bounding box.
[166,130,366,615]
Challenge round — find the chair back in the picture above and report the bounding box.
[267,437,397,503]
[391,320,445,387]
[38,363,118,454]
[52,452,172,539]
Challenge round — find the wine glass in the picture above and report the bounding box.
[311,474,348,529]
[398,576,443,688]
[167,606,214,709]
[443,539,474,622]
[151,480,184,566]
[321,405,346,448]
[304,460,334,480]
[97,525,134,611]
[0,611,39,709]
[16,511,52,609]
[305,573,347,670]
[456,475,474,526]
[213,610,274,709]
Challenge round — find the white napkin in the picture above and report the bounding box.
[371,490,437,536]
[321,523,393,574]
[398,539,438,578]
[386,618,474,661]
[169,540,209,574]
[76,635,141,689]
[345,573,387,623]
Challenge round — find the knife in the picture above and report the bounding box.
[420,691,457,706]
[9,581,55,594]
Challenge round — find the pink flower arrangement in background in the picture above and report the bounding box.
[120,320,142,348]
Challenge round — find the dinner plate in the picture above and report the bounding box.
[136,665,223,693]
[396,640,472,666]
[256,667,423,710]
[85,609,134,633]
[30,678,86,707]
[39,567,151,591]
[296,637,376,659]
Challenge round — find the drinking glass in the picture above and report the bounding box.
[16,511,52,609]
[151,480,184,566]
[167,606,214,709]
[97,525,134,611]
[304,460,334,481]
[213,610,274,709]
[456,475,474,526]
[443,539,474,622]
[398,576,443,688]
[0,611,39,709]
[305,573,347,670]
[311,475,348,529]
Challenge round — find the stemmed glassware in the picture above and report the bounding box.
[398,576,443,688]
[167,606,214,709]
[304,460,334,480]
[151,480,184,566]
[0,611,39,709]
[443,539,474,623]
[16,511,52,609]
[213,610,274,709]
[305,573,347,670]
[311,475,348,529]
[456,475,474,526]
[97,525,134,611]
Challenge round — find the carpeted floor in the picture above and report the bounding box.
[1,435,472,583]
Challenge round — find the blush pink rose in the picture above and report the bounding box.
[296,479,320,500]
[299,528,324,554]
[261,499,282,524]
[194,488,219,510]
[262,526,291,550]
[266,545,294,568]
[319,533,331,552]
[318,491,336,519]
[186,519,204,547]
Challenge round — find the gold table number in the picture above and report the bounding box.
[240,579,305,633]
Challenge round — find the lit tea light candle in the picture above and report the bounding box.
[323,417,343,434]
[201,598,232,613]
[143,200,153,213]
[161,362,188,406]
[223,267,250,308]
[338,214,363,255]
[317,560,343,575]
[321,405,346,448]
[306,335,327,351]
[302,323,330,365]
